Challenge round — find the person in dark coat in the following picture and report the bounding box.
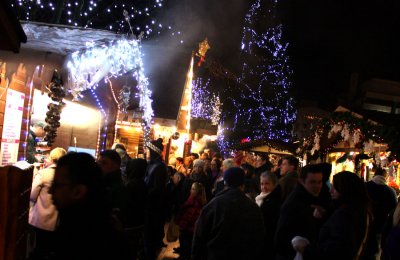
[27,122,45,163]
[49,152,129,260]
[274,164,324,260]
[254,153,273,193]
[316,162,332,210]
[143,138,169,260]
[212,158,235,197]
[255,171,281,260]
[208,158,221,187]
[294,171,372,260]
[125,158,148,228]
[98,150,128,227]
[241,163,258,200]
[192,167,265,260]
[364,168,397,259]
[125,158,148,260]
[112,143,132,183]
[382,201,400,260]
[278,155,300,202]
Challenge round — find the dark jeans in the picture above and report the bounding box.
[179,229,193,259]
[30,226,56,260]
[125,225,145,260]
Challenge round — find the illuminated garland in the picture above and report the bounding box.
[191,77,222,125]
[297,112,400,159]
[67,38,153,122]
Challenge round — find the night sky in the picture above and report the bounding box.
[148,0,400,119]
[10,0,400,119]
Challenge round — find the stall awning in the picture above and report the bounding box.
[236,139,296,155]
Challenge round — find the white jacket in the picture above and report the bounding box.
[29,165,58,231]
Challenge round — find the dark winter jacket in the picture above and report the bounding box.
[27,130,37,163]
[54,203,129,260]
[125,177,147,228]
[275,184,321,260]
[104,170,128,224]
[259,185,282,259]
[303,204,369,260]
[144,159,168,203]
[278,171,298,202]
[192,188,265,260]
[364,177,397,257]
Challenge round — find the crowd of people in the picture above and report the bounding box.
[27,139,400,260]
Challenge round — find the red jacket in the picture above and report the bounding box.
[175,195,203,233]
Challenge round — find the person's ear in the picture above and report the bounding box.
[71,184,88,200]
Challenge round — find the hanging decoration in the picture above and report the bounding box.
[118,85,131,113]
[67,38,143,101]
[297,111,400,160]
[44,70,66,147]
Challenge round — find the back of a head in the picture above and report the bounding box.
[168,157,177,166]
[212,152,222,160]
[318,162,332,182]
[126,158,147,180]
[111,143,126,151]
[146,138,164,160]
[212,158,222,170]
[300,164,322,181]
[100,149,122,166]
[176,157,184,164]
[333,171,368,207]
[191,182,205,197]
[283,155,299,171]
[191,153,200,159]
[224,167,245,188]
[374,168,387,177]
[222,158,235,171]
[33,121,45,129]
[56,152,105,201]
[193,159,205,169]
[49,147,67,163]
[241,163,255,176]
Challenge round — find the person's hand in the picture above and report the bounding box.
[311,204,327,219]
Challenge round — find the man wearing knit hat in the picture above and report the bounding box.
[192,167,265,260]
[143,138,169,259]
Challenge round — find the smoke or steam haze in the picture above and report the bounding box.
[142,0,248,119]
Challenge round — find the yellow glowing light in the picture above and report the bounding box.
[31,89,100,126]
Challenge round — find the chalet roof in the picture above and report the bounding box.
[21,21,121,55]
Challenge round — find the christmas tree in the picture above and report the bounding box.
[221,0,296,145]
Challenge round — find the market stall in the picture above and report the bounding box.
[0,22,152,165]
[297,109,400,187]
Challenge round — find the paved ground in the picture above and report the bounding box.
[157,224,180,260]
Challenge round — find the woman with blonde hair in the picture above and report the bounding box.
[29,147,67,258]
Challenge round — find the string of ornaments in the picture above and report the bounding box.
[44,70,66,147]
